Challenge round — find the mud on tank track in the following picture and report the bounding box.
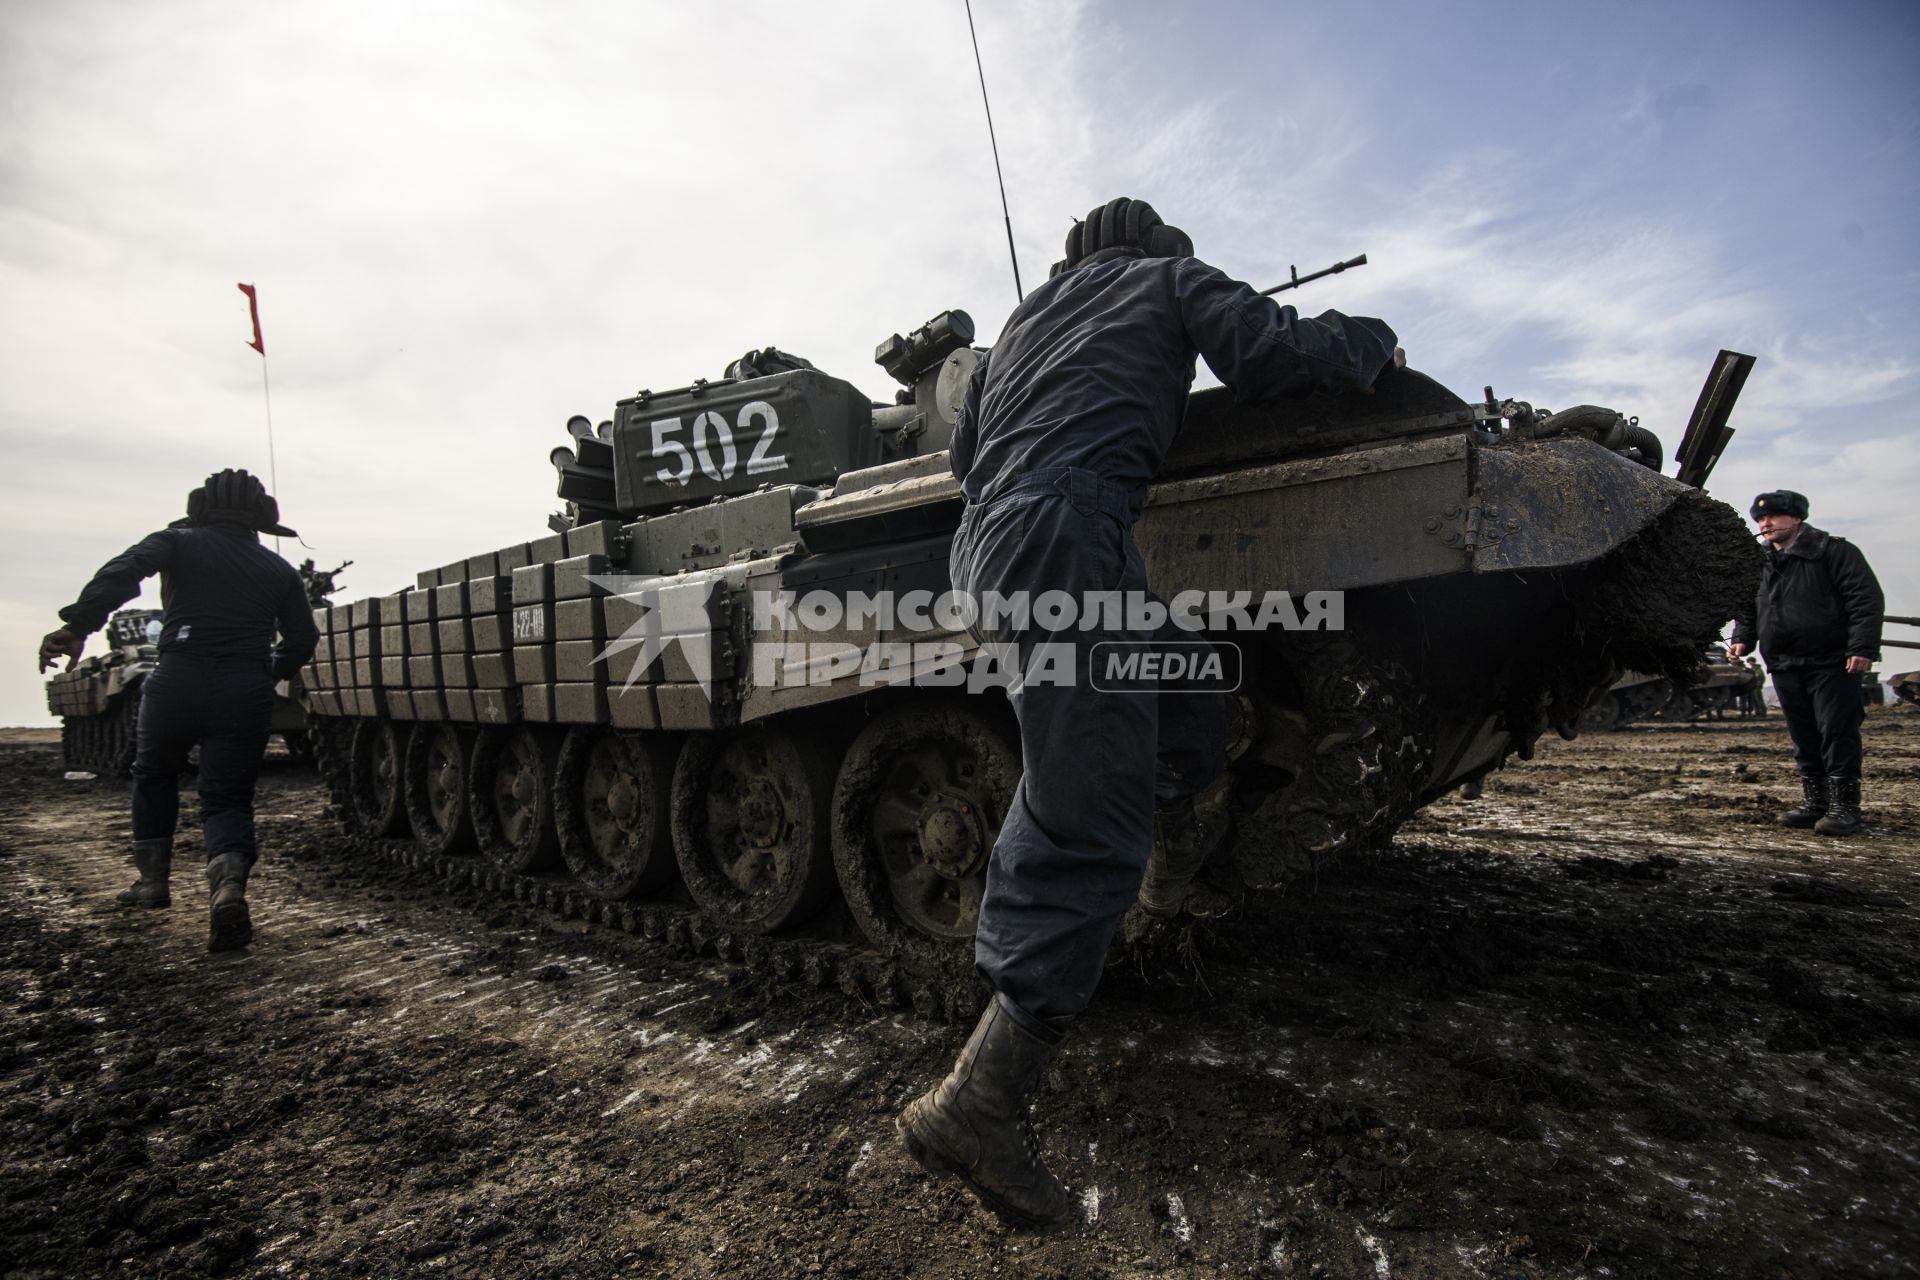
[1,709,1917,1278]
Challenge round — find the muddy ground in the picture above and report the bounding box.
[0,711,1915,1279]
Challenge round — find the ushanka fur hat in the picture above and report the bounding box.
[1750,490,1809,522]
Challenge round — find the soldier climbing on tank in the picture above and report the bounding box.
[897,197,1403,1226]
[1729,490,1884,837]
[38,469,319,950]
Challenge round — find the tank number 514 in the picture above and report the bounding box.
[650,402,786,486]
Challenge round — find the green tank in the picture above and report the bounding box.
[302,309,1758,1014]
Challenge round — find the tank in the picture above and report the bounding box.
[301,310,1760,1015]
[44,561,350,775]
[45,609,162,776]
[1885,617,1919,705]
[1578,644,1766,730]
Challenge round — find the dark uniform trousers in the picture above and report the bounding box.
[1771,665,1864,781]
[953,467,1224,1022]
[131,654,277,865]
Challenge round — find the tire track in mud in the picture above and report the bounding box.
[0,801,925,1131]
[1417,712,1920,892]
[4,720,1919,1278]
[0,759,1527,1277]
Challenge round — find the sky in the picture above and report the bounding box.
[2,0,1916,725]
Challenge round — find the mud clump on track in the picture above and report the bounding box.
[1575,488,1763,679]
[1,712,1916,1277]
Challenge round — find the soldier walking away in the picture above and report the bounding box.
[38,469,320,950]
[1729,490,1884,837]
[897,197,1403,1226]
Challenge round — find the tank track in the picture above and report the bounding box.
[1228,637,1437,893]
[309,717,990,1023]
[58,693,139,778]
[304,637,1445,1022]
[58,687,312,774]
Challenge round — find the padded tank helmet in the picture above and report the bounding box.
[173,467,298,537]
[1049,197,1194,277]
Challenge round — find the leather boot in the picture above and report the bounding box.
[897,993,1073,1227]
[1777,773,1827,828]
[1137,781,1231,919]
[115,838,172,909]
[205,852,253,952]
[1814,777,1862,837]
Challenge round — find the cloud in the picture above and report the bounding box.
[0,0,1102,722]
[4,2,1917,725]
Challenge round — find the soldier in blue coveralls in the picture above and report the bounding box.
[39,469,319,951]
[898,198,1403,1225]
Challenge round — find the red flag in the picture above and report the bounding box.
[237,282,265,355]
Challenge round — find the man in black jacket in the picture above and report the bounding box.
[38,469,319,949]
[897,198,1402,1226]
[1729,490,1884,836]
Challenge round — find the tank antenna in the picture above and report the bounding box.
[964,0,1024,303]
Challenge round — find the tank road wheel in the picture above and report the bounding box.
[311,716,353,820]
[468,725,561,874]
[346,719,410,837]
[830,705,1019,973]
[403,722,476,854]
[554,727,678,900]
[281,729,317,767]
[670,727,835,934]
[105,693,139,778]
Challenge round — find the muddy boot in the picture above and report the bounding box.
[205,852,253,952]
[114,838,173,909]
[1137,782,1231,919]
[1777,773,1827,828]
[897,994,1073,1228]
[1814,777,1862,837]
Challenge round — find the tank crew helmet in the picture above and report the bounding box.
[1749,490,1809,522]
[1049,197,1194,277]
[172,468,299,537]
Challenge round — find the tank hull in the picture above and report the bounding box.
[297,355,1757,1000]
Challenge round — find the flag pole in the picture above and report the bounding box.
[260,355,279,553]
[238,283,279,552]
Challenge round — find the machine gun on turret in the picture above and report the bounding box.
[299,559,353,608]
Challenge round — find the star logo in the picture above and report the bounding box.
[587,574,721,701]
